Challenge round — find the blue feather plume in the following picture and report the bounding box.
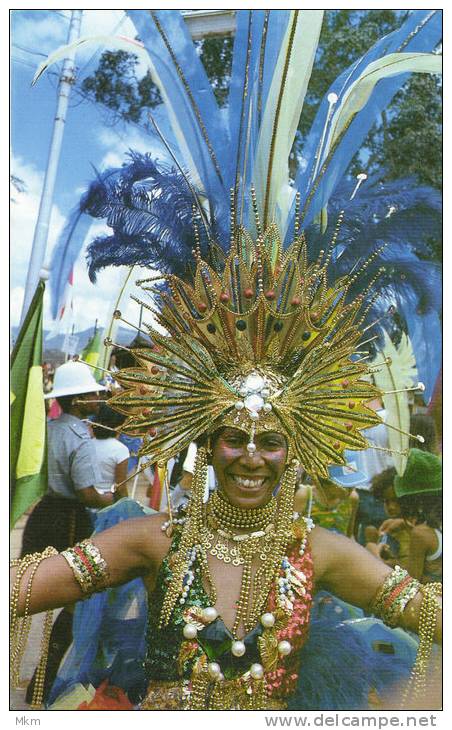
[83,152,216,282]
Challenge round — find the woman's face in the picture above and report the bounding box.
[211,427,288,509]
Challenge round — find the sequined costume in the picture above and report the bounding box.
[142,518,314,710]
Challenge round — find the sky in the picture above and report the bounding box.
[10,9,168,337]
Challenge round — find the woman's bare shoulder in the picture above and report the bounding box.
[129,512,174,559]
[94,511,173,568]
[308,525,367,578]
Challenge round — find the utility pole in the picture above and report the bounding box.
[20,10,83,325]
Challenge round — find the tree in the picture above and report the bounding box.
[292,10,441,189]
[81,50,162,124]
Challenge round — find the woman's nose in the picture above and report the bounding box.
[238,447,265,467]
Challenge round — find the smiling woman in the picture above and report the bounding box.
[211,427,288,510]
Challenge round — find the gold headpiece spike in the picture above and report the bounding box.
[294,191,301,236]
[347,354,370,365]
[130,294,160,319]
[114,461,153,490]
[82,420,119,433]
[368,443,409,458]
[148,112,214,246]
[77,359,112,375]
[356,291,383,328]
[250,183,262,238]
[383,382,425,396]
[103,339,133,354]
[321,209,344,272]
[356,334,380,349]
[256,235,264,296]
[111,310,146,334]
[368,355,392,371]
[230,187,237,251]
[74,399,106,405]
[192,206,202,260]
[383,422,426,444]
[344,243,388,292]
[315,249,325,270]
[359,266,387,301]
[135,275,166,286]
[361,315,388,334]
[140,285,168,297]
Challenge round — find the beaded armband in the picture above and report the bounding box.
[61,539,110,595]
[371,565,421,628]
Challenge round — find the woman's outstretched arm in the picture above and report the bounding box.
[11,513,169,616]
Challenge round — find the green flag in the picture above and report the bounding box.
[80,328,103,380]
[10,281,47,528]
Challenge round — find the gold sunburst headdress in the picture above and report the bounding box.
[108,206,385,480]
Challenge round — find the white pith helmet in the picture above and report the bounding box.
[44,360,106,399]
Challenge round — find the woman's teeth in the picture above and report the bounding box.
[233,476,264,488]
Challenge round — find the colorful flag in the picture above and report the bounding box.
[10,281,47,528]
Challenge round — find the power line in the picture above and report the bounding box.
[11,56,37,70]
[12,42,47,58]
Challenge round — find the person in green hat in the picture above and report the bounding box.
[369,449,442,583]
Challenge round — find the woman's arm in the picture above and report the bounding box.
[11,513,169,616]
[311,526,392,609]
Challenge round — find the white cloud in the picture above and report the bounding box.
[12,11,68,53]
[10,155,120,333]
[10,156,66,309]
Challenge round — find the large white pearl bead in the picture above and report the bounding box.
[202,606,218,623]
[260,612,276,629]
[278,640,292,656]
[208,662,221,679]
[183,623,198,640]
[250,663,264,680]
[231,640,246,657]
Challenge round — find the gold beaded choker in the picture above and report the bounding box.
[208,490,277,532]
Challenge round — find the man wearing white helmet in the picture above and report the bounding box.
[21,360,127,704]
